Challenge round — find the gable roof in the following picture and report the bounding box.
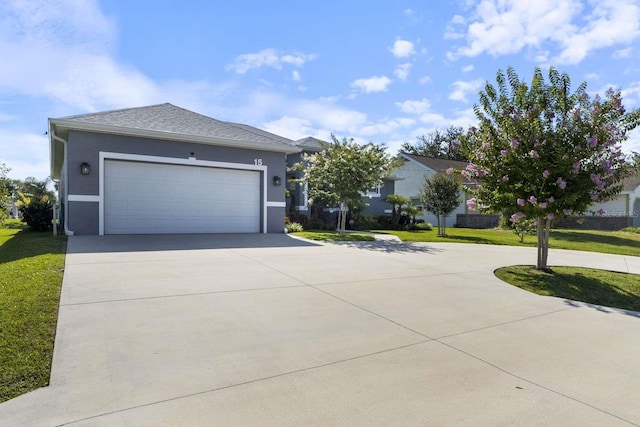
[49,103,300,179]
[623,175,640,192]
[400,153,476,185]
[296,136,327,152]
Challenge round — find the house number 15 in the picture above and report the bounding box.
[254,158,263,165]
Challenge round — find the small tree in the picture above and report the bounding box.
[385,194,411,226]
[0,161,9,226]
[420,173,461,237]
[295,135,396,233]
[463,66,639,270]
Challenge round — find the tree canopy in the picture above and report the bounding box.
[462,66,639,270]
[400,126,468,161]
[295,135,396,232]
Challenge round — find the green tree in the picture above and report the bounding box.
[385,194,411,226]
[0,161,9,226]
[462,67,638,270]
[400,126,468,161]
[419,173,461,237]
[14,177,56,231]
[295,135,396,233]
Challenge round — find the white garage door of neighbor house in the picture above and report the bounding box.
[104,160,261,234]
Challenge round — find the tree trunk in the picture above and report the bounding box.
[336,203,347,233]
[536,217,551,271]
[436,214,442,237]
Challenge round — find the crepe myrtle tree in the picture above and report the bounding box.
[293,135,397,233]
[462,66,639,271]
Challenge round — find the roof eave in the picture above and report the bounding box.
[49,119,302,155]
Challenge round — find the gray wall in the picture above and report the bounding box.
[362,179,395,216]
[66,130,287,234]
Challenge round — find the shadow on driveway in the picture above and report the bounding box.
[330,240,444,254]
[66,233,321,254]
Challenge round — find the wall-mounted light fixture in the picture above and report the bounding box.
[273,176,282,186]
[80,162,91,176]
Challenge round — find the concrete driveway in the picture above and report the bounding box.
[2,234,640,426]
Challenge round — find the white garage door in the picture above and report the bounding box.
[104,160,261,234]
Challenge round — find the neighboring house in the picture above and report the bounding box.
[48,103,300,235]
[391,153,475,227]
[564,174,640,230]
[285,136,399,217]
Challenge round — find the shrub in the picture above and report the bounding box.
[412,222,433,231]
[20,198,53,231]
[285,222,304,233]
[351,213,379,231]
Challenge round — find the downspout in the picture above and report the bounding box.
[51,134,74,236]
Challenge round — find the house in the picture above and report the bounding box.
[390,153,479,227]
[285,137,399,218]
[48,103,300,235]
[557,174,640,230]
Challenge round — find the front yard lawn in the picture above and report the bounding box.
[292,231,375,242]
[375,228,640,257]
[495,265,640,312]
[0,223,66,403]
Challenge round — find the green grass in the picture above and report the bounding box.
[374,228,640,257]
[495,265,640,312]
[293,231,375,242]
[0,224,66,403]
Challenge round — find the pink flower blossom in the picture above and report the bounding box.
[529,196,537,205]
[563,209,573,216]
[556,177,566,189]
[529,150,539,159]
[510,212,525,223]
[547,197,554,204]
[510,139,519,148]
[517,198,525,206]
[502,175,509,182]
[466,198,477,211]
[546,213,554,220]
[482,142,490,150]
[596,209,606,216]
[572,161,581,172]
[500,149,509,156]
[542,170,550,178]
[446,167,454,175]
[588,136,598,147]
[538,202,547,209]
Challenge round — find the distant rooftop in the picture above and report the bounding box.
[296,136,328,152]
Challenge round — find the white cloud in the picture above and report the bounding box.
[449,79,484,103]
[419,75,432,85]
[613,47,632,59]
[227,48,316,74]
[0,129,50,180]
[396,98,431,115]
[389,39,416,58]
[394,63,412,81]
[461,65,474,73]
[360,118,416,136]
[447,0,640,65]
[351,76,392,93]
[292,70,301,81]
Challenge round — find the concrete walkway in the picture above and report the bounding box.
[1,234,640,426]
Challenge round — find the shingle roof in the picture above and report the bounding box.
[623,175,640,192]
[296,136,327,152]
[54,103,297,151]
[402,153,469,172]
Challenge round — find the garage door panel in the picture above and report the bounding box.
[104,160,261,234]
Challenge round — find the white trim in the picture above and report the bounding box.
[266,201,286,208]
[68,194,100,202]
[296,206,309,211]
[99,152,268,235]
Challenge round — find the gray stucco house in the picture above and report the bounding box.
[49,103,300,235]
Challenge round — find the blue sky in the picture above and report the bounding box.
[1,0,639,180]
